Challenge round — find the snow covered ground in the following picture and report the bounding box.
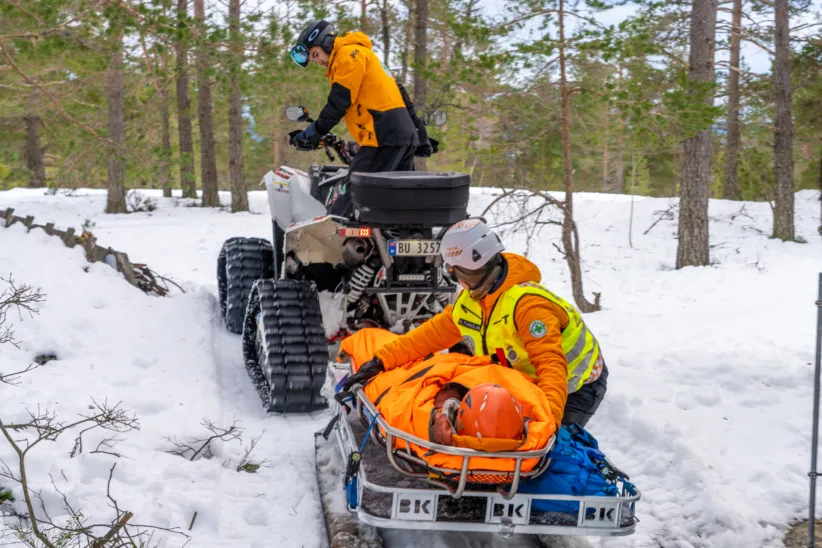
[1,187,821,548]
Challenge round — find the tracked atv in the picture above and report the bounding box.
[216,105,462,413]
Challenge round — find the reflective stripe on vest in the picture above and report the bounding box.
[451,282,600,393]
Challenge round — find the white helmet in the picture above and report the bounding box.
[441,218,505,271]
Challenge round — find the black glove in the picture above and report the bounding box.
[415,137,440,158]
[288,129,315,151]
[342,357,384,391]
[415,139,433,158]
[289,123,322,151]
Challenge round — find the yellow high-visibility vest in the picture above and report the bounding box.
[451,281,600,393]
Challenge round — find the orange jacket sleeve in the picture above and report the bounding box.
[514,295,569,427]
[375,305,463,370]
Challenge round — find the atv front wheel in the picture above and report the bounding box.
[217,237,274,334]
[242,279,328,413]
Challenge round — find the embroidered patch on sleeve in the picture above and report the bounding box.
[529,320,547,338]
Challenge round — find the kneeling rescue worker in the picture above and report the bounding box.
[288,20,422,217]
[343,218,609,429]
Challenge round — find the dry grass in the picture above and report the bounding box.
[784,519,822,548]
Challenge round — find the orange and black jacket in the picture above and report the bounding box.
[316,32,417,148]
[375,253,570,427]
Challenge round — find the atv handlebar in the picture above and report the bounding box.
[288,117,355,166]
[288,113,436,165]
[316,133,354,166]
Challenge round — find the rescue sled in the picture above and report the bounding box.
[316,359,641,539]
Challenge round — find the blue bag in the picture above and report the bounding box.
[518,424,633,513]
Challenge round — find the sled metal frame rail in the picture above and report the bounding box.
[350,385,553,500]
[333,386,640,537]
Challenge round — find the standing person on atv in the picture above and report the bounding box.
[289,21,431,216]
[343,219,609,429]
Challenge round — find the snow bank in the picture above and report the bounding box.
[0,220,328,547]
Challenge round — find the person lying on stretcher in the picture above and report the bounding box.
[337,329,635,504]
[337,328,556,467]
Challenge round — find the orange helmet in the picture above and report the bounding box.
[455,383,524,441]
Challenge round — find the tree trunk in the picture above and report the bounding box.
[818,145,822,233]
[176,0,197,199]
[399,5,412,85]
[24,112,46,188]
[676,0,716,269]
[106,23,127,214]
[722,0,743,200]
[614,65,625,193]
[772,0,795,240]
[380,0,391,67]
[159,85,172,198]
[273,110,282,168]
[601,108,609,192]
[194,0,219,207]
[361,0,367,29]
[413,0,428,170]
[228,0,248,213]
[558,0,599,313]
[615,132,624,193]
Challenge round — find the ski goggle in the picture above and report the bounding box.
[443,263,492,291]
[290,44,309,68]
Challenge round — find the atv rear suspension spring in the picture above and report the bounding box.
[347,263,376,305]
[427,271,451,308]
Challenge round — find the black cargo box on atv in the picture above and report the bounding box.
[349,171,470,226]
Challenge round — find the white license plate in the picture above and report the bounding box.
[388,239,441,256]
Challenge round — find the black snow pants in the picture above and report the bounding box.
[326,144,416,217]
[561,362,609,428]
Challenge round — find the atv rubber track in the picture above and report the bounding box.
[242,279,328,413]
[217,237,274,334]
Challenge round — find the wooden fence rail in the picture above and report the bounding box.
[1,207,179,297]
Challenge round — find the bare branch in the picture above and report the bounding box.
[166,419,243,461]
[1,402,184,547]
[4,0,44,24]
[91,435,128,459]
[0,275,45,348]
[0,363,42,386]
[236,431,270,473]
[643,203,679,235]
[0,420,54,547]
[494,8,603,31]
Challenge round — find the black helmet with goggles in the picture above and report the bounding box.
[290,20,337,68]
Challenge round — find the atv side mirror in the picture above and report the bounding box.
[285,105,310,122]
[425,110,447,126]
